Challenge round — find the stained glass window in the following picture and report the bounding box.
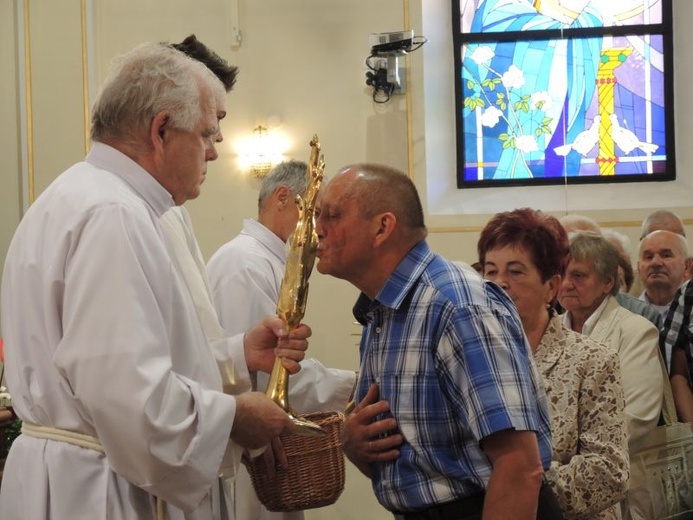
[454,0,674,188]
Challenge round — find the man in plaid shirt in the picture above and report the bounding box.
[314,164,555,520]
[661,280,693,422]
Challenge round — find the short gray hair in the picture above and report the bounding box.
[340,163,426,231]
[258,160,309,210]
[640,210,686,239]
[91,42,223,147]
[569,232,620,296]
[559,214,601,235]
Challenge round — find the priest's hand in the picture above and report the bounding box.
[243,315,311,374]
[231,392,295,449]
[342,383,402,478]
[256,436,289,477]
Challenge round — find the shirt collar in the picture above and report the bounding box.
[352,292,372,326]
[241,219,287,263]
[561,294,611,336]
[86,141,174,217]
[639,290,672,316]
[375,240,434,310]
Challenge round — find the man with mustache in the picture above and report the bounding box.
[638,230,690,315]
[638,229,691,368]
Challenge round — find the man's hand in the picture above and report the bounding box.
[342,383,402,477]
[256,436,290,477]
[231,392,295,449]
[244,316,311,373]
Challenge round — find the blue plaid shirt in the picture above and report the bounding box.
[353,241,552,512]
[661,279,693,376]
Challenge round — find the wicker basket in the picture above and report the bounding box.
[247,411,346,512]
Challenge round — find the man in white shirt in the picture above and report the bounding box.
[207,160,357,520]
[0,43,310,520]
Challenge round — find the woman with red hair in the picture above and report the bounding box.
[478,208,628,520]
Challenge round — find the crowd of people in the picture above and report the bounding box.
[0,35,691,520]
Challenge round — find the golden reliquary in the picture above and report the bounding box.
[247,135,346,512]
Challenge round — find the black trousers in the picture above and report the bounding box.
[396,479,564,520]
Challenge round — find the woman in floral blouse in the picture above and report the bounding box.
[477,208,629,520]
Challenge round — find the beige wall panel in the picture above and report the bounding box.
[185,0,410,261]
[0,0,21,337]
[29,0,87,195]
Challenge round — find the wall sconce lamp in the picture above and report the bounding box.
[237,123,289,178]
[248,125,273,178]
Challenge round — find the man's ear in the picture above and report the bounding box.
[276,186,291,206]
[150,111,171,151]
[373,212,396,246]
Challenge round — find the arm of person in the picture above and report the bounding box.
[230,391,296,448]
[481,429,544,520]
[208,248,355,408]
[341,383,402,478]
[546,349,629,517]
[437,286,551,520]
[670,347,693,422]
[207,315,310,395]
[208,335,253,395]
[243,316,310,374]
[216,317,309,479]
[57,206,240,511]
[616,318,664,453]
[209,254,310,387]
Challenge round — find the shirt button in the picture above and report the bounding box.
[375,327,381,333]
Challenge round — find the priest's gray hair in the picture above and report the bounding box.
[90,42,223,146]
[258,160,310,210]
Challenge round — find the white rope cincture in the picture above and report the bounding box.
[21,422,167,520]
[21,422,104,452]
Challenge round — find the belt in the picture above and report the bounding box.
[396,493,485,520]
[21,422,168,520]
[21,422,105,452]
[395,479,563,520]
